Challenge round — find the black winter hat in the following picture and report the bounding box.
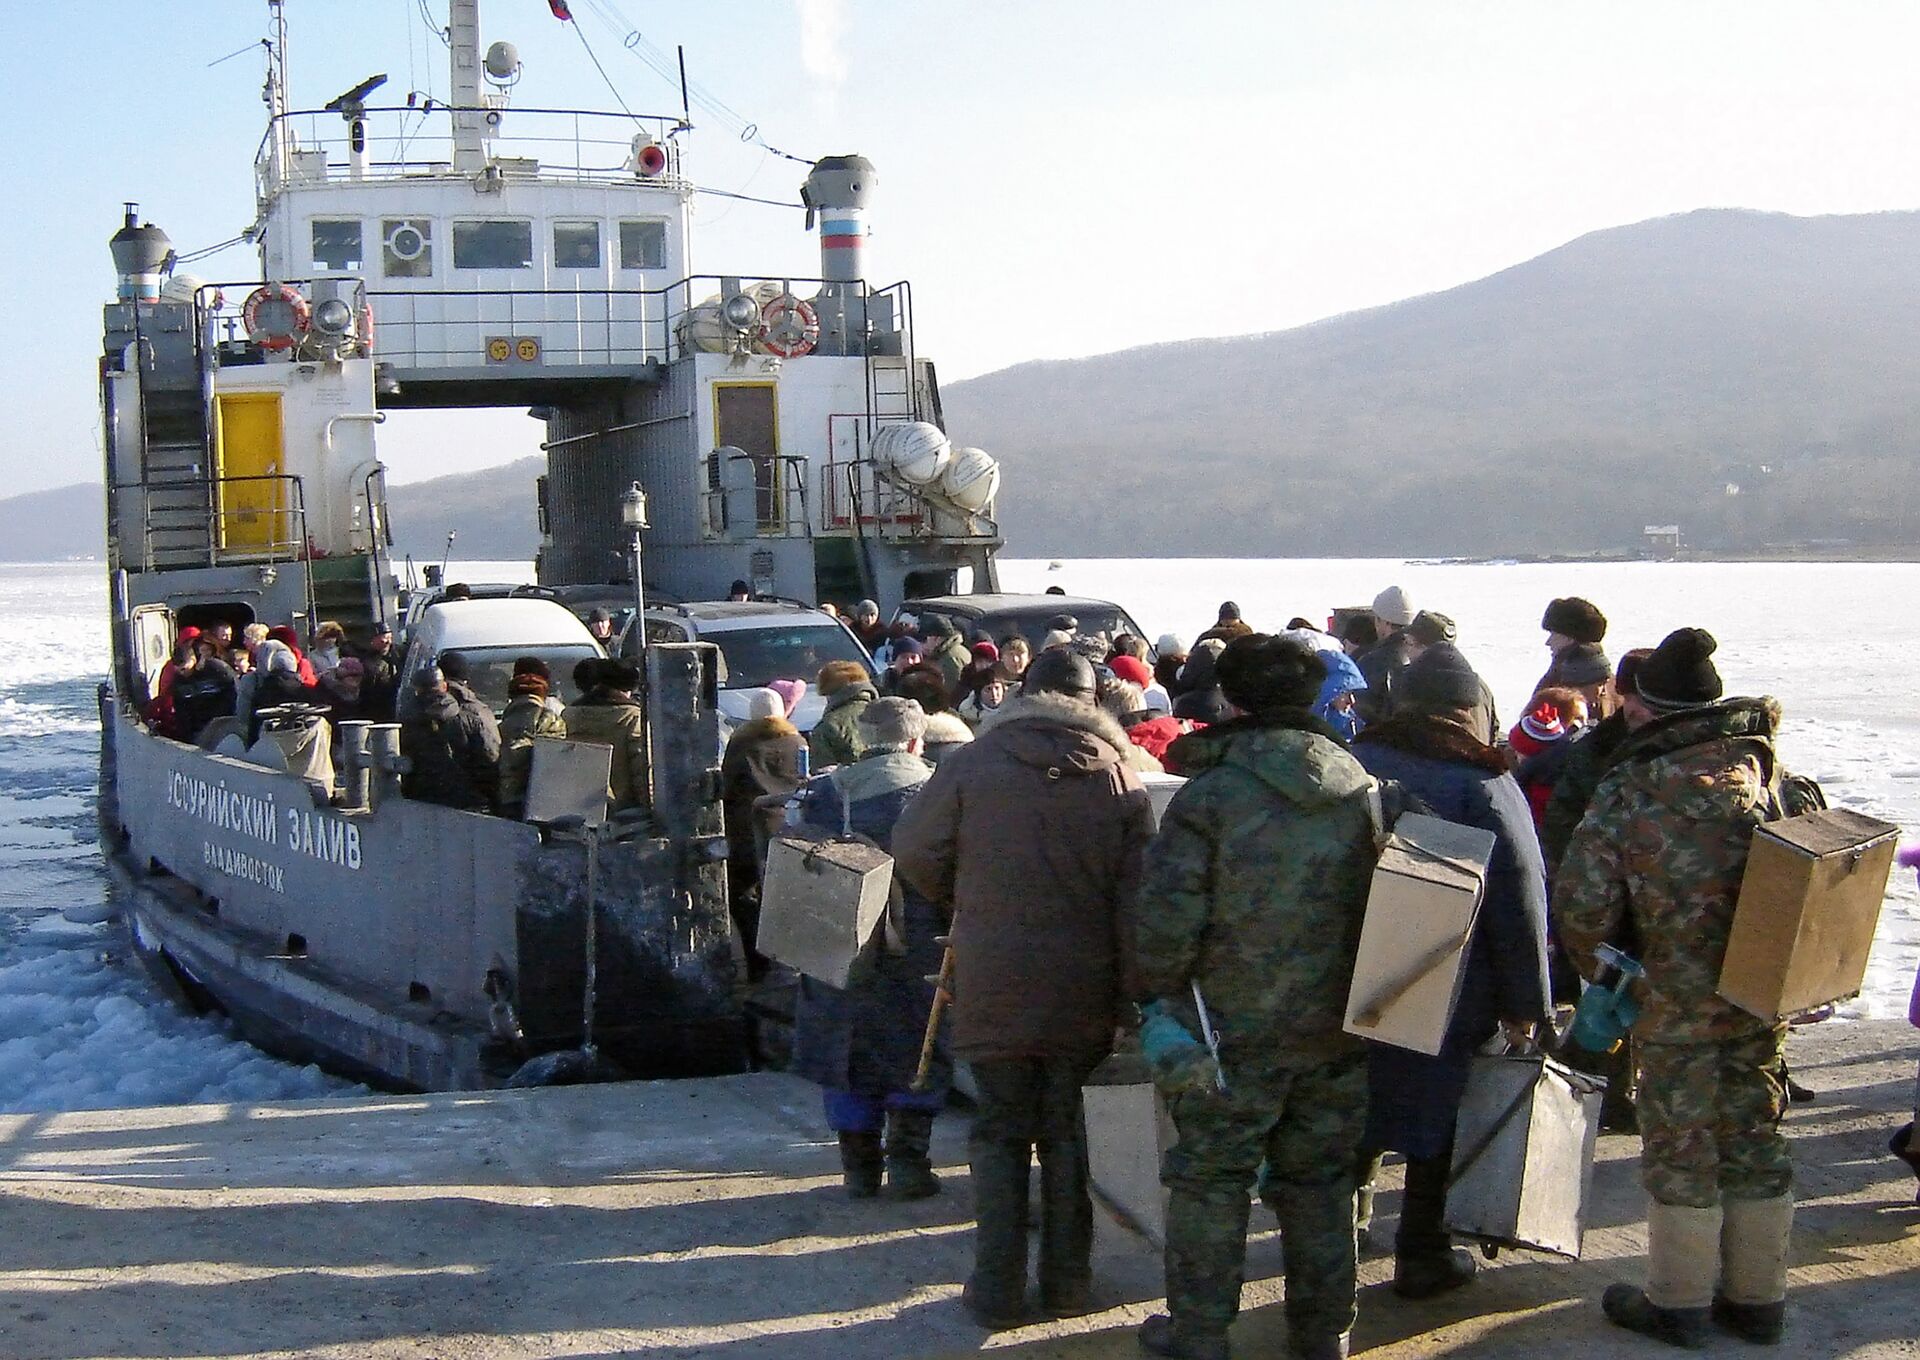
[437,649,471,682]
[1635,628,1722,710]
[1023,647,1097,700]
[1218,600,1242,622]
[1552,642,1613,688]
[1542,597,1607,645]
[1400,642,1484,713]
[1408,610,1457,647]
[1216,633,1326,717]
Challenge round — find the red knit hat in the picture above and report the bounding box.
[1108,654,1153,689]
[1508,700,1568,758]
[972,640,1000,661]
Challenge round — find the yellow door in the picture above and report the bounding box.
[214,393,287,551]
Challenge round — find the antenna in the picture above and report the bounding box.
[677,45,692,131]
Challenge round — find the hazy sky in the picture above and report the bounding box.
[8,0,1920,493]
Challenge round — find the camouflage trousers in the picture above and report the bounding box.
[1161,1053,1367,1343]
[1637,1027,1791,1209]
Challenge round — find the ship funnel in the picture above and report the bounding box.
[109,203,173,302]
[801,155,876,284]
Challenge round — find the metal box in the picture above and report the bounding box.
[1083,1055,1177,1249]
[757,836,894,988]
[1719,808,1898,1021]
[1344,814,1496,1055]
[1444,1052,1605,1258]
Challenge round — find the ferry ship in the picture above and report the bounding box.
[96,0,1003,1089]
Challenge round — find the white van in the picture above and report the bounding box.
[397,598,607,718]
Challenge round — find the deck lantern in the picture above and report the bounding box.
[619,481,650,532]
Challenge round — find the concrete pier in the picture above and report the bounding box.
[1,1023,1914,1359]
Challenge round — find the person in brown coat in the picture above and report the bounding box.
[720,686,806,980]
[893,648,1155,1331]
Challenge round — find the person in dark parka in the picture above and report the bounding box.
[789,697,951,1202]
[1350,649,1553,1300]
[893,648,1155,1330]
[720,686,807,981]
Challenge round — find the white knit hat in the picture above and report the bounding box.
[737,687,783,722]
[1156,632,1187,656]
[1372,585,1416,628]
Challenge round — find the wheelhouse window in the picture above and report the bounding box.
[309,219,363,271]
[618,220,667,270]
[382,219,433,278]
[452,220,534,270]
[553,221,602,269]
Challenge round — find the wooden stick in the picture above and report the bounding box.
[910,939,955,1093]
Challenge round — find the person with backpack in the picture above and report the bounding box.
[1555,628,1800,1348]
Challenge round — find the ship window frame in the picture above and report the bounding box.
[309,217,364,272]
[451,218,535,271]
[618,219,668,271]
[381,218,434,279]
[552,220,602,270]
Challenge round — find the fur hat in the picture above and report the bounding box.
[513,655,552,679]
[1400,642,1483,713]
[893,664,953,714]
[1615,647,1654,695]
[1372,586,1416,628]
[508,670,550,699]
[816,660,869,696]
[766,678,805,716]
[1041,629,1075,651]
[1215,633,1326,716]
[858,696,928,749]
[1408,610,1457,647]
[1542,597,1607,645]
[1155,632,1188,658]
[1635,628,1722,710]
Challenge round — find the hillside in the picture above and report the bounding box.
[385,456,542,563]
[0,484,103,561]
[941,208,1920,557]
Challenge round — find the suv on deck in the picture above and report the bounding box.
[619,600,876,733]
[892,593,1156,657]
[397,597,607,719]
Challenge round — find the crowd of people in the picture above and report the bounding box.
[737,586,1843,1360]
[136,584,1915,1358]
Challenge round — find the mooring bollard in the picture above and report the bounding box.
[368,723,405,805]
[337,720,373,811]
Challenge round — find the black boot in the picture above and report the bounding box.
[964,1140,1032,1330]
[1392,1150,1476,1299]
[837,1130,883,1200]
[1891,1123,1920,1206]
[884,1108,942,1200]
[1604,1285,1710,1349]
[1712,1297,1786,1345]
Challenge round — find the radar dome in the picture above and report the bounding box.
[485,42,521,80]
[939,446,1000,512]
[870,422,951,487]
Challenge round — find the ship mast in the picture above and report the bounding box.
[264,0,291,189]
[448,0,487,174]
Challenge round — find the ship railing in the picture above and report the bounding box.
[255,105,690,203]
[118,472,315,570]
[818,454,999,545]
[193,273,913,378]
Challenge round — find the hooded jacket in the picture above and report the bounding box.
[809,680,878,768]
[402,684,501,809]
[920,709,975,767]
[562,690,649,812]
[1126,713,1187,769]
[496,692,569,814]
[1354,629,1416,725]
[1139,715,1378,1071]
[892,692,1155,1063]
[1554,697,1784,1044]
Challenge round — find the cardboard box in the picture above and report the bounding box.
[1444,1053,1606,1258]
[757,836,894,989]
[1083,1055,1177,1249]
[1344,813,1496,1055]
[1719,807,1898,1020]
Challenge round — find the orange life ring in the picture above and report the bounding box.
[243,283,310,351]
[759,295,819,358]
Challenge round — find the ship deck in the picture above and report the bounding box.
[0,1021,1914,1359]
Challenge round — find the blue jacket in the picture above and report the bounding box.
[1352,714,1552,1157]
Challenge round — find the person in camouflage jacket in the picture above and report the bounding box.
[1555,628,1796,1349]
[1134,634,1378,1360]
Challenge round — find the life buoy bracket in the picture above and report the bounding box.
[759,295,820,358]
